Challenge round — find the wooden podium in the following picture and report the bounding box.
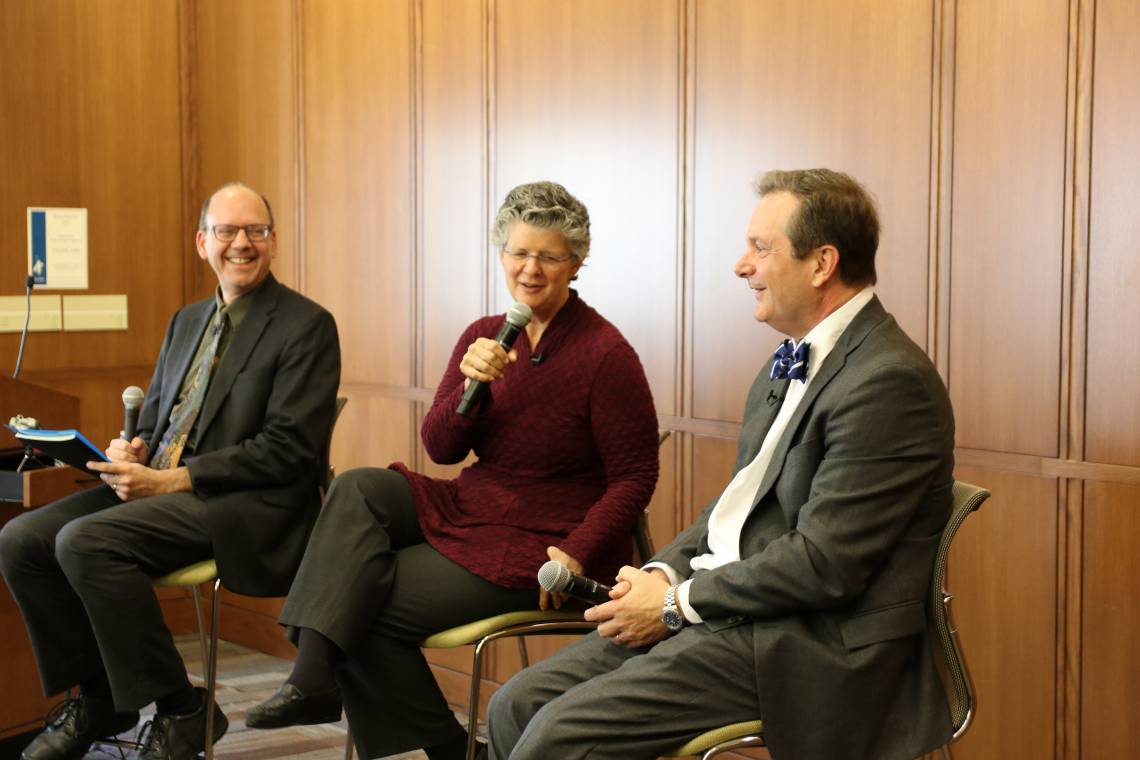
[0,375,89,741]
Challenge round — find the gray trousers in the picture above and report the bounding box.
[0,485,212,710]
[487,625,762,760]
[278,467,536,759]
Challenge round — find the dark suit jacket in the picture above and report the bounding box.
[654,297,955,760]
[136,273,341,596]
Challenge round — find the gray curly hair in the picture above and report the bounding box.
[490,181,591,262]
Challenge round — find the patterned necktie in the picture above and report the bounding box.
[770,338,810,382]
[151,310,227,469]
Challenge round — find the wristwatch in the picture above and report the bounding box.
[662,584,686,633]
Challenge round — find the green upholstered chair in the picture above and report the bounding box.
[660,479,990,759]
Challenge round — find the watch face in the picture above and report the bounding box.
[663,609,685,632]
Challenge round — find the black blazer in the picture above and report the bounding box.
[654,297,956,760]
[136,274,341,596]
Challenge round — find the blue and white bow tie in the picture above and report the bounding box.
[770,339,810,382]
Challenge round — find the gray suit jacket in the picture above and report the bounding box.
[136,273,341,596]
[654,297,955,760]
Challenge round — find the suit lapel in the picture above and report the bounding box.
[195,276,279,439]
[738,373,787,467]
[750,296,889,508]
[152,300,214,445]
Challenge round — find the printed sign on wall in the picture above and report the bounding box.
[27,207,88,289]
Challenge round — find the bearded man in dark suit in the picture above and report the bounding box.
[487,169,956,760]
[0,182,341,760]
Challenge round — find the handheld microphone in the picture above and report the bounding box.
[537,560,613,605]
[456,302,533,416]
[122,386,144,440]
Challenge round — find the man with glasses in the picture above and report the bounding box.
[0,182,341,760]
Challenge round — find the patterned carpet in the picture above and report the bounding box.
[80,635,436,760]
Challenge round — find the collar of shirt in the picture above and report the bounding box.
[213,286,253,331]
[795,285,876,383]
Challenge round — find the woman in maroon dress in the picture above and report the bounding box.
[245,181,660,760]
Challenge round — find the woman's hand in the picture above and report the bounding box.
[538,546,585,610]
[459,337,517,388]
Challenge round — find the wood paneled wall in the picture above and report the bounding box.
[0,0,186,444]
[3,1,1139,758]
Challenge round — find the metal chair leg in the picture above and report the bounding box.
[204,577,221,760]
[191,586,209,677]
[466,637,493,760]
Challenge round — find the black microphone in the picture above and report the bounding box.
[456,302,533,416]
[766,389,781,406]
[12,275,34,379]
[122,386,144,440]
[537,560,613,605]
[530,352,544,365]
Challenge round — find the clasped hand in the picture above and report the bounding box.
[87,437,188,501]
[584,566,672,648]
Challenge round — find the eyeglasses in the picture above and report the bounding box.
[502,248,575,266]
[207,224,273,242]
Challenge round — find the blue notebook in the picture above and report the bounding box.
[7,425,110,473]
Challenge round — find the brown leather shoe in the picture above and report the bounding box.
[244,683,342,728]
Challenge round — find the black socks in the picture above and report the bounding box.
[285,627,341,695]
[425,732,475,760]
[155,682,200,716]
[78,672,113,701]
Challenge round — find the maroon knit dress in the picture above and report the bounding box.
[390,291,660,588]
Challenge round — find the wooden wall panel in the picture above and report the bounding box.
[0,0,184,379]
[691,0,935,422]
[948,0,1068,456]
[191,0,300,296]
[330,391,416,473]
[421,0,488,388]
[691,435,736,528]
[1081,482,1140,757]
[950,466,1058,759]
[1085,0,1140,468]
[302,0,414,387]
[494,0,682,415]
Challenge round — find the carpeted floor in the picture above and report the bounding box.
[75,635,439,759]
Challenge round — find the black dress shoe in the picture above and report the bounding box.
[21,694,139,760]
[137,687,228,760]
[245,683,342,728]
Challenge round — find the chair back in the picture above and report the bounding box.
[931,480,990,742]
[322,396,349,494]
[633,429,671,563]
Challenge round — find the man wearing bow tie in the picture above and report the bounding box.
[487,169,957,760]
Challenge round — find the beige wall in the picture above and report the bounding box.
[2,1,1138,757]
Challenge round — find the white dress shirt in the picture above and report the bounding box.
[648,287,875,623]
